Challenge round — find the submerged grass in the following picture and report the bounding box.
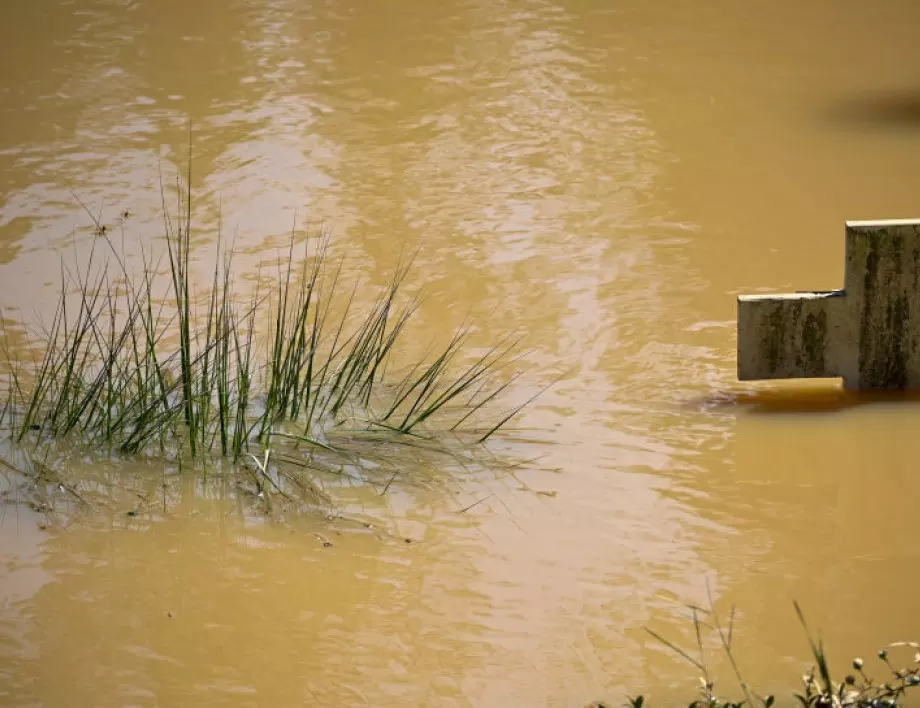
[0,177,534,515]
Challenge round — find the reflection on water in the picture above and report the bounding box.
[0,503,489,706]
[3,0,920,705]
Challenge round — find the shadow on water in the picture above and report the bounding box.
[694,382,920,415]
[826,90,920,131]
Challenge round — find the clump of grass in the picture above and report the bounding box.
[0,177,534,512]
[621,595,920,708]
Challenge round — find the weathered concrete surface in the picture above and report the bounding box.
[738,219,920,389]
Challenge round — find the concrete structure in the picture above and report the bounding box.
[738,219,920,389]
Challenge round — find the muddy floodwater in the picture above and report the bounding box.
[3,1,920,705]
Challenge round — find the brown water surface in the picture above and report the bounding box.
[2,0,920,705]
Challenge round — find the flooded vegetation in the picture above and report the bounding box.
[3,0,920,705]
[0,178,531,523]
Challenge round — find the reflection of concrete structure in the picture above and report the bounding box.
[738,220,920,389]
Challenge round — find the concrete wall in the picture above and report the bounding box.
[738,292,846,381]
[737,219,920,389]
[844,220,920,388]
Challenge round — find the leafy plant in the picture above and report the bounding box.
[621,596,920,708]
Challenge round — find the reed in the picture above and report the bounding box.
[0,180,531,506]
